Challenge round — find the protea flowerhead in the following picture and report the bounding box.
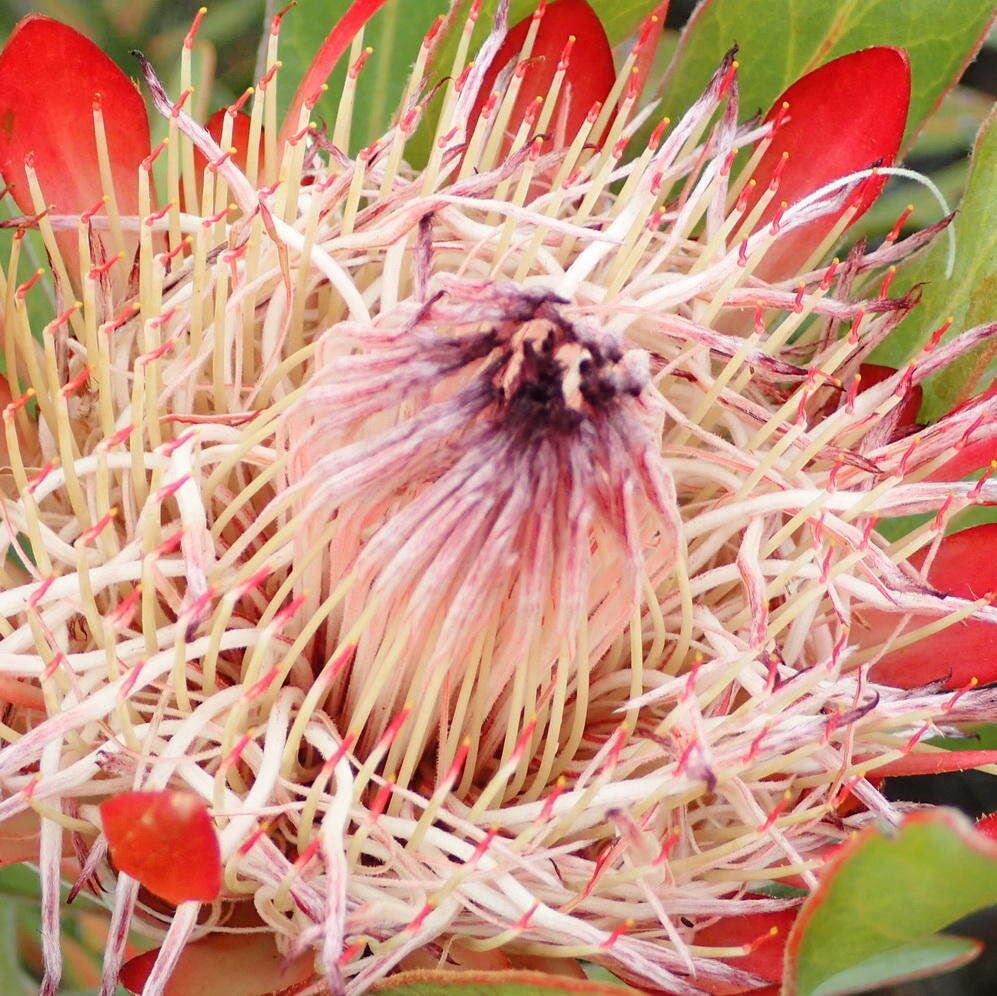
[0,2,995,995]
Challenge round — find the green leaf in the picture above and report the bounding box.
[784,810,997,996]
[371,969,634,994]
[929,723,997,752]
[872,106,996,419]
[659,0,994,148]
[0,863,45,902]
[587,0,669,43]
[754,880,810,899]
[810,935,982,996]
[277,1,663,159]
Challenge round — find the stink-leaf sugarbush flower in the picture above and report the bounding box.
[0,1,995,994]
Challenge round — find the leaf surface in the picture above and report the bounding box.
[809,935,981,996]
[783,810,997,995]
[872,106,996,418]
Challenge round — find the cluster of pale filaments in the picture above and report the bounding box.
[1,8,996,996]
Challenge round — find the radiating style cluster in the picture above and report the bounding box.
[0,2,995,995]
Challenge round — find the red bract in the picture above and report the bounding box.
[835,774,884,816]
[120,933,316,996]
[855,369,993,480]
[977,813,997,841]
[100,790,221,906]
[856,363,922,432]
[694,908,796,993]
[192,108,262,199]
[745,47,910,280]
[0,16,150,269]
[868,524,997,690]
[929,380,997,481]
[468,0,616,156]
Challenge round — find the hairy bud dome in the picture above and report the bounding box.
[271,282,680,793]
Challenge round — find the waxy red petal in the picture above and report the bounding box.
[469,0,616,157]
[0,16,150,243]
[835,774,884,817]
[868,524,997,690]
[933,436,997,483]
[746,47,910,280]
[100,790,221,906]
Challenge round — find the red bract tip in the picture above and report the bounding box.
[868,524,997,690]
[468,0,616,158]
[745,47,910,280]
[100,789,221,906]
[0,16,151,273]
